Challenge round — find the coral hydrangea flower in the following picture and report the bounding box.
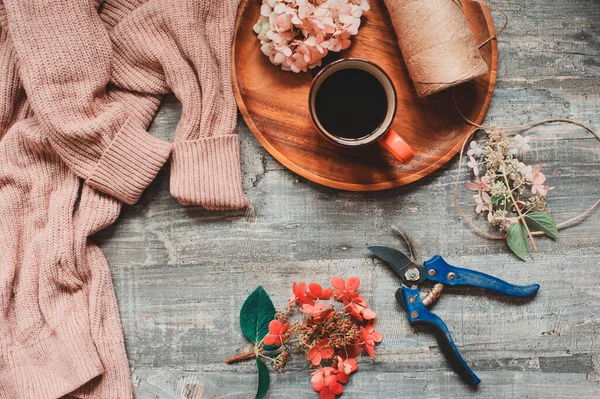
[300,302,333,320]
[336,356,357,383]
[289,281,311,306]
[331,277,360,302]
[360,320,382,357]
[311,367,344,399]
[345,342,362,359]
[263,320,290,347]
[307,282,333,301]
[344,295,376,322]
[307,338,334,366]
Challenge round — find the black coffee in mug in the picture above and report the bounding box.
[309,58,414,163]
[314,68,388,140]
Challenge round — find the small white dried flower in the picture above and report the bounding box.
[467,141,483,157]
[512,134,531,153]
[467,155,479,177]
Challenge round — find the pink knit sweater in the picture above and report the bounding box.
[0,0,246,397]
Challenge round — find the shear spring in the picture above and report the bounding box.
[422,283,444,308]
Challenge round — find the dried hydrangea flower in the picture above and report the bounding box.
[261,277,380,398]
[467,140,484,157]
[465,131,558,260]
[467,155,479,176]
[254,0,370,72]
[512,134,532,153]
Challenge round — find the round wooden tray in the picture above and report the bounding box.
[232,0,498,190]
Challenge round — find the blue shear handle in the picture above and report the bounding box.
[400,286,481,385]
[424,256,540,297]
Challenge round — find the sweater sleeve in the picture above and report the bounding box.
[109,0,248,210]
[3,0,172,205]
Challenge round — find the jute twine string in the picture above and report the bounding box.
[474,0,508,49]
[451,2,600,240]
[385,0,489,97]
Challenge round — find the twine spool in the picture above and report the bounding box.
[384,0,489,97]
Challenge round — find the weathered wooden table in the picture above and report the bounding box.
[97,1,600,397]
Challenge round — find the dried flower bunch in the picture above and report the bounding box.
[228,278,381,399]
[253,0,370,72]
[465,131,559,260]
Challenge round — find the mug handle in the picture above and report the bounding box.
[378,129,415,163]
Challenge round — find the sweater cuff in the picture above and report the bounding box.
[86,120,172,205]
[170,135,249,210]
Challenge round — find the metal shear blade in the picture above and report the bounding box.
[367,245,426,286]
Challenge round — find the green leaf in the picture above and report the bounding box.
[506,221,528,261]
[255,358,270,399]
[524,212,559,239]
[240,286,276,345]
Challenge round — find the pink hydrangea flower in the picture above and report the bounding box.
[254,0,370,72]
[530,163,554,196]
[474,191,492,214]
[466,176,491,193]
[467,155,479,177]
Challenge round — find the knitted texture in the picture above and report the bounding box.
[0,0,246,397]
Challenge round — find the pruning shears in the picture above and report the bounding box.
[368,246,540,385]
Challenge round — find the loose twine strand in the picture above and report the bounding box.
[451,1,600,241]
[474,0,508,49]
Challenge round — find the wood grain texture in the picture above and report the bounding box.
[232,0,498,190]
[96,0,600,397]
